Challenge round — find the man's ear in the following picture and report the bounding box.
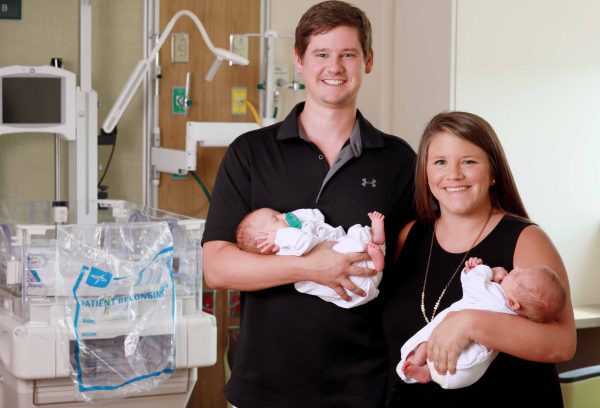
[506,298,521,312]
[294,49,304,75]
[365,49,374,74]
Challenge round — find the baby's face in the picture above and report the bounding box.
[254,208,289,232]
[501,267,522,300]
[501,265,536,300]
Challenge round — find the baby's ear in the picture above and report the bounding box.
[506,298,521,312]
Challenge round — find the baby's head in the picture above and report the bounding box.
[501,264,566,323]
[235,208,288,254]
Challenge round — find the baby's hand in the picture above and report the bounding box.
[256,231,278,254]
[464,257,482,272]
[491,267,508,283]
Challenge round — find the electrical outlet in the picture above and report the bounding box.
[171,32,189,63]
[231,87,247,116]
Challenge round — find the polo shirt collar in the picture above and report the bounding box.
[276,102,385,150]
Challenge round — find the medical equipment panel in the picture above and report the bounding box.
[0,65,76,141]
[0,200,216,407]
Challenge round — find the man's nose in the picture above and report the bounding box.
[326,56,344,73]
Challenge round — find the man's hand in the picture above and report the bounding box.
[303,242,377,301]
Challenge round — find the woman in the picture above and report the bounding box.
[382,111,576,407]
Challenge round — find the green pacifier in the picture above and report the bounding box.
[285,212,302,229]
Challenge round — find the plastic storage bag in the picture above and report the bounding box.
[128,210,200,296]
[56,221,176,401]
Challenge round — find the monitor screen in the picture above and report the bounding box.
[2,77,62,124]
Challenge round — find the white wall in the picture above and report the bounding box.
[393,0,454,147]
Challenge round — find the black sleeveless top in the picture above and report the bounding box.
[381,215,563,408]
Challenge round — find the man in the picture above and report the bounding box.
[202,1,415,406]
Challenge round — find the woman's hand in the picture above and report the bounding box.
[426,310,475,375]
[303,242,376,301]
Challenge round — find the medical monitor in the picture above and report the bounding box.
[0,65,76,141]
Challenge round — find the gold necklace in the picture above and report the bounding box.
[420,209,493,323]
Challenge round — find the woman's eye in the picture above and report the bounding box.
[433,159,446,165]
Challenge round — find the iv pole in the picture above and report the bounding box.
[68,0,98,224]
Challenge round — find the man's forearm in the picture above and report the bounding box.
[202,240,308,291]
[203,240,375,299]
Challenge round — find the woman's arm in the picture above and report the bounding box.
[203,240,376,300]
[426,225,577,375]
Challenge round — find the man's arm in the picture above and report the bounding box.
[203,240,376,300]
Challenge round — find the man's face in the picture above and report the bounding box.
[294,25,373,109]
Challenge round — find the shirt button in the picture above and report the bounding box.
[318,154,324,160]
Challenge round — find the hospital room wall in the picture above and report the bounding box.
[0,0,144,204]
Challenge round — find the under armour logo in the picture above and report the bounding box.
[361,178,377,188]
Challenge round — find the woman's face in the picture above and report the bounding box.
[426,131,493,217]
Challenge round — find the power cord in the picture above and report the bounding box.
[190,171,211,202]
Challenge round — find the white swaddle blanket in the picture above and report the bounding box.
[397,264,516,389]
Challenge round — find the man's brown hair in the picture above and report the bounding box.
[294,1,372,61]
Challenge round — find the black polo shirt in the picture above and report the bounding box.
[203,103,416,408]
